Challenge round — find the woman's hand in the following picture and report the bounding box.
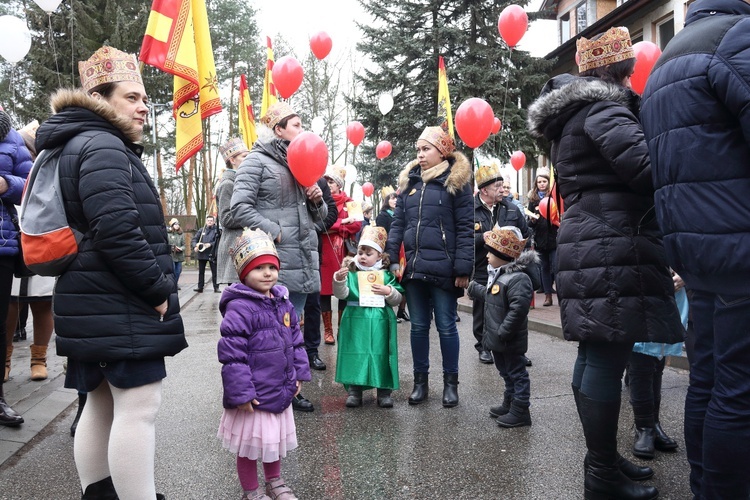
[673,273,685,292]
[341,217,353,224]
[455,276,469,289]
[334,268,348,281]
[154,300,168,316]
[276,228,282,243]
[305,185,323,204]
[238,400,259,412]
[0,177,8,196]
[294,381,302,397]
[371,284,392,296]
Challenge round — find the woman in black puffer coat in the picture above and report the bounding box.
[35,46,186,499]
[527,28,682,500]
[385,125,473,409]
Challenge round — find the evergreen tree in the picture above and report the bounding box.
[352,0,552,186]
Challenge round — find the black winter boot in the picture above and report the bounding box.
[631,402,656,459]
[408,372,428,405]
[573,385,653,481]
[70,392,87,437]
[376,388,393,408]
[489,393,513,418]
[496,400,531,428]
[579,392,658,500]
[81,477,119,499]
[345,386,363,408]
[442,372,458,408]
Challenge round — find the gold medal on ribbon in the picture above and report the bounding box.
[491,284,500,295]
[283,312,291,327]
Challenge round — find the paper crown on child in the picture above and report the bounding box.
[260,102,296,130]
[78,46,143,94]
[476,164,502,190]
[576,27,634,73]
[484,226,527,261]
[219,137,249,163]
[230,229,280,282]
[380,185,395,199]
[359,223,388,253]
[417,125,455,157]
[324,166,347,189]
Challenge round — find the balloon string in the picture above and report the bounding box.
[313,202,347,270]
[498,47,513,153]
[10,66,17,116]
[48,13,62,88]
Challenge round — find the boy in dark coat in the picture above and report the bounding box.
[467,226,539,428]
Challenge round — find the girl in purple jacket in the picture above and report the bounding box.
[217,229,311,500]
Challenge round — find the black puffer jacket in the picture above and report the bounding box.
[527,76,682,344]
[467,250,540,353]
[36,89,187,362]
[385,153,474,294]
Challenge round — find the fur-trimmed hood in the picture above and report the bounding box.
[397,151,472,196]
[501,248,539,275]
[527,76,640,141]
[36,88,143,152]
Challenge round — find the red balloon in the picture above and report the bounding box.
[310,31,332,60]
[631,41,662,95]
[498,5,528,48]
[491,117,502,135]
[539,197,560,227]
[346,121,365,146]
[454,98,494,149]
[510,151,526,171]
[271,56,304,99]
[376,140,392,159]
[362,182,374,197]
[549,182,565,214]
[287,132,328,187]
[575,51,580,67]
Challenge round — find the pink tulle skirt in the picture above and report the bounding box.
[217,406,297,462]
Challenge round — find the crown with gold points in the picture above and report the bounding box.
[324,166,347,189]
[78,46,143,93]
[260,102,296,130]
[219,137,249,163]
[576,27,634,73]
[359,223,388,253]
[484,225,527,261]
[230,229,280,281]
[380,185,395,199]
[417,125,455,157]
[476,164,501,190]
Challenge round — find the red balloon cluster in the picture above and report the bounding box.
[362,182,374,197]
[455,98,494,149]
[287,132,328,187]
[498,5,528,48]
[510,151,526,171]
[272,56,304,98]
[376,140,392,159]
[491,117,502,135]
[631,41,662,95]
[346,121,365,146]
[310,31,332,60]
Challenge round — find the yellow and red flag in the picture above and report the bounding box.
[437,56,455,139]
[238,74,257,148]
[139,0,222,172]
[261,37,278,118]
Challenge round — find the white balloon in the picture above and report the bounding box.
[33,0,63,13]
[344,164,357,183]
[378,93,394,115]
[0,16,32,64]
[311,116,325,135]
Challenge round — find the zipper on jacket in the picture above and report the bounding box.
[410,186,427,279]
[439,219,450,259]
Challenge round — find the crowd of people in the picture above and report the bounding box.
[1,1,748,496]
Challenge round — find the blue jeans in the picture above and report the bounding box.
[288,292,308,319]
[405,281,459,374]
[685,290,750,499]
[492,351,530,405]
[572,340,633,402]
[172,261,182,286]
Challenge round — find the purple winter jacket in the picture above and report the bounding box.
[218,283,311,413]
[0,127,32,258]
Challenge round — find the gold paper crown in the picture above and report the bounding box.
[576,27,634,73]
[324,166,347,189]
[484,226,527,261]
[417,126,455,157]
[359,224,388,253]
[380,185,395,199]
[260,102,296,130]
[78,46,143,94]
[219,137,249,163]
[476,164,501,189]
[230,229,280,279]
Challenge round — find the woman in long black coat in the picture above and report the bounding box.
[527,28,682,500]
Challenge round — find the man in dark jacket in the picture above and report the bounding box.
[641,1,750,498]
[192,215,219,293]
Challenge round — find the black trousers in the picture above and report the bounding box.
[197,259,217,291]
[303,292,322,356]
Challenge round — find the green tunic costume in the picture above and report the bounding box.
[334,270,403,390]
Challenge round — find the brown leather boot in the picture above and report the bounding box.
[543,294,553,306]
[322,311,335,345]
[4,344,12,382]
[30,344,48,381]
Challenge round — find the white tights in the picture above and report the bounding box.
[74,379,162,500]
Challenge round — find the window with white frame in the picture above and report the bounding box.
[561,12,571,43]
[576,3,587,34]
[657,16,675,49]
